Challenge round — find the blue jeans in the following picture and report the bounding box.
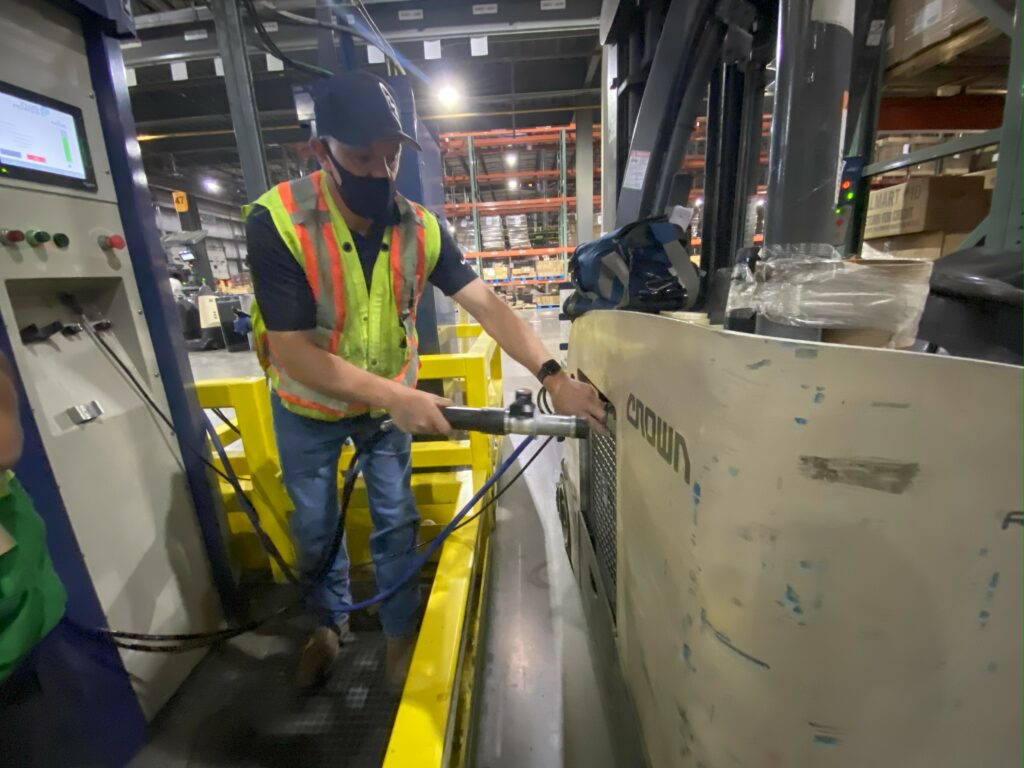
[271,394,421,637]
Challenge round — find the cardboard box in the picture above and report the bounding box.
[863,176,987,239]
[966,167,998,190]
[862,230,969,260]
[511,267,536,279]
[482,265,509,281]
[886,0,981,66]
[536,259,564,277]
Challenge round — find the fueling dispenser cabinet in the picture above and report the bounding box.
[0,0,233,761]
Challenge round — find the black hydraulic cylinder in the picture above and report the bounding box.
[703,63,746,277]
[758,0,854,338]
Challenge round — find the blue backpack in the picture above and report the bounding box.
[562,214,699,318]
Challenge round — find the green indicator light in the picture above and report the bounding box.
[845,191,854,200]
[835,207,842,214]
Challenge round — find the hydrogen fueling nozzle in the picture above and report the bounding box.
[440,388,589,439]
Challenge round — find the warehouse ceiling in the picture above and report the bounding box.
[125,0,602,203]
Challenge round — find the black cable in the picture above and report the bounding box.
[442,435,554,535]
[96,435,554,652]
[99,437,552,651]
[348,435,554,572]
[80,445,368,653]
[239,0,332,78]
[70,300,556,650]
[209,408,252,480]
[212,407,241,435]
[537,385,554,415]
[80,316,244,490]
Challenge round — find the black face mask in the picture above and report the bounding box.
[328,153,396,221]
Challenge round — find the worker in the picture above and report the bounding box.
[245,70,607,689]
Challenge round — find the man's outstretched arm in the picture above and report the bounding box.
[452,278,608,434]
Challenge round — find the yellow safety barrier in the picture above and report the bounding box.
[196,324,503,766]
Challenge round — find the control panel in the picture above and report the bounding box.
[0,0,218,719]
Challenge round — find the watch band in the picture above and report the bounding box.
[536,358,562,384]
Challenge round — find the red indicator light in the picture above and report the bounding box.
[841,180,851,190]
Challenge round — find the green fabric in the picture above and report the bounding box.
[247,172,442,422]
[0,476,67,681]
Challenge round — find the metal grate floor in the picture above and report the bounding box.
[134,590,410,768]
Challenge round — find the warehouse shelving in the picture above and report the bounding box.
[441,123,599,310]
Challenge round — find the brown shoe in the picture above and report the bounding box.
[385,634,416,694]
[295,627,340,688]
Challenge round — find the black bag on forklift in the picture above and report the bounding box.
[562,207,699,319]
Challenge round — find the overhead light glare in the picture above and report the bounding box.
[437,83,461,107]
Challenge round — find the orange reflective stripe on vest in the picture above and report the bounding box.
[277,181,320,301]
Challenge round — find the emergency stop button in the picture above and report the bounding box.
[98,234,126,250]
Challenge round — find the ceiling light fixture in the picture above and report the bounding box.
[437,83,461,108]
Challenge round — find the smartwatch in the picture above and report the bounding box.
[536,359,563,385]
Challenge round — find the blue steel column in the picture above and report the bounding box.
[757,0,855,338]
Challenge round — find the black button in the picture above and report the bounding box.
[342,242,352,252]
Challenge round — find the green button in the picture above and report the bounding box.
[27,230,51,245]
[52,233,70,248]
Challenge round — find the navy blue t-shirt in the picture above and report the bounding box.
[246,202,477,331]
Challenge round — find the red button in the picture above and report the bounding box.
[98,234,126,250]
[2,229,25,244]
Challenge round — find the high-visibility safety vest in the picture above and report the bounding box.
[245,171,441,421]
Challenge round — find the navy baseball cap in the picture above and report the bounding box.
[312,70,421,151]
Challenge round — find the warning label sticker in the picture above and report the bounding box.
[622,150,650,191]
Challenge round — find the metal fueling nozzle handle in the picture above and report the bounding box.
[439,389,589,439]
[439,406,589,439]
